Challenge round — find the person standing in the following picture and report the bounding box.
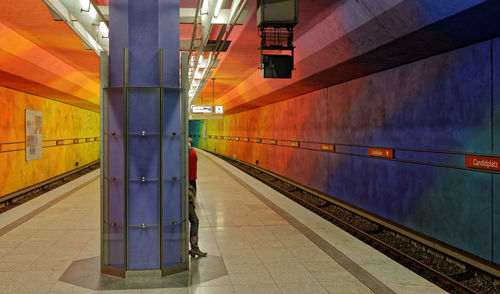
[187,139,207,257]
[188,138,197,190]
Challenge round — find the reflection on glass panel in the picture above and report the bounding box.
[127,87,161,269]
[163,88,184,267]
[105,87,125,269]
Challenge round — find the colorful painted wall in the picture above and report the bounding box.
[190,38,500,264]
[0,86,100,198]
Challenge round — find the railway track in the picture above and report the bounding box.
[216,154,499,294]
[0,160,100,213]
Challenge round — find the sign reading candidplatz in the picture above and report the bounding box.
[465,156,500,171]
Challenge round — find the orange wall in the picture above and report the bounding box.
[0,86,100,197]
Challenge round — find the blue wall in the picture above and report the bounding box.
[191,0,500,265]
[192,38,500,264]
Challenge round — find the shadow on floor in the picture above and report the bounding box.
[59,255,227,290]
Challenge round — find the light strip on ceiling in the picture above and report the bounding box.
[98,21,109,38]
[43,0,108,55]
[187,0,248,106]
[214,0,224,17]
[201,0,209,14]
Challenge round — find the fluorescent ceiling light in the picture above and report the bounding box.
[43,0,108,55]
[88,5,97,18]
[229,0,241,22]
[201,0,208,14]
[99,22,109,38]
[214,0,224,17]
[79,0,97,18]
[86,31,98,50]
[79,0,90,9]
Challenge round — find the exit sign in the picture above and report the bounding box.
[215,105,224,114]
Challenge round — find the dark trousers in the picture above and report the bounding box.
[189,180,196,190]
[188,179,198,237]
[189,201,199,237]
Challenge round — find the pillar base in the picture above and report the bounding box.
[125,269,162,278]
[122,263,189,278]
[162,263,189,276]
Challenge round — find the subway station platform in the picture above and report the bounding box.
[0,149,446,294]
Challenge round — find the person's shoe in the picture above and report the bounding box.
[190,236,207,257]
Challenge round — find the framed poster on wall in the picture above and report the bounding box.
[25,110,42,161]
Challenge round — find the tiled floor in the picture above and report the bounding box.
[0,150,446,293]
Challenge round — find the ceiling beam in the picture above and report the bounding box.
[97,6,249,25]
[180,40,231,51]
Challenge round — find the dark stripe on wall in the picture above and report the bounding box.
[190,134,500,174]
[204,151,397,294]
[0,137,100,153]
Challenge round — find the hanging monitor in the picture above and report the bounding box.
[261,54,293,78]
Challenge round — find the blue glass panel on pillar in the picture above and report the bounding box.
[163,87,182,267]
[127,88,161,269]
[107,87,125,269]
[159,0,180,88]
[107,0,181,274]
[108,0,128,87]
[129,0,160,86]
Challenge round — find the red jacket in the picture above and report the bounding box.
[189,148,197,181]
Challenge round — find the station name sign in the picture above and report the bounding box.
[368,148,393,158]
[191,105,224,114]
[465,156,500,171]
[320,144,334,152]
[191,105,212,114]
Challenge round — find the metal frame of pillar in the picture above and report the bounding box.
[100,49,189,278]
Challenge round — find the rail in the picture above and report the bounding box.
[214,152,499,294]
[0,160,100,209]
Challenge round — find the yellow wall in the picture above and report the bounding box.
[0,86,100,197]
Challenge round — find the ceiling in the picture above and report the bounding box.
[0,0,343,114]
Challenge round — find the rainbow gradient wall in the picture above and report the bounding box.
[0,86,100,198]
[190,38,500,265]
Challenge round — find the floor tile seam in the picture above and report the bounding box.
[194,177,234,285]
[196,163,281,291]
[227,273,280,290]
[199,178,279,292]
[199,150,397,294]
[0,173,100,238]
[195,185,216,232]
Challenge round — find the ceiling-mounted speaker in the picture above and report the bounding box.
[261,55,293,78]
